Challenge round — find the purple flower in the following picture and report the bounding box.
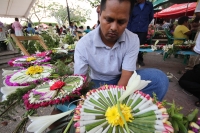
[192,127,199,133]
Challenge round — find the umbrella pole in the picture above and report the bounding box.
[185,0,190,16]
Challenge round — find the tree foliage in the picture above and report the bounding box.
[47,2,91,26]
[28,0,48,24]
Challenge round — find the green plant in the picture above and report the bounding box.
[62,33,76,45]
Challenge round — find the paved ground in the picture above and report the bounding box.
[0,52,199,133]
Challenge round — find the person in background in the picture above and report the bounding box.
[76,26,84,39]
[38,25,43,32]
[69,22,76,36]
[27,23,35,34]
[0,21,7,51]
[12,18,23,36]
[173,16,192,45]
[60,27,63,35]
[7,23,15,34]
[62,25,67,34]
[189,17,200,40]
[127,0,154,66]
[162,20,170,29]
[146,24,155,44]
[84,26,91,33]
[169,24,176,35]
[48,23,54,34]
[55,25,60,36]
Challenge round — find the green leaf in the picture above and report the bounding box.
[186,109,198,121]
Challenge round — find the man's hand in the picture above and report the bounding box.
[117,69,133,86]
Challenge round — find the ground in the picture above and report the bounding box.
[0,52,199,133]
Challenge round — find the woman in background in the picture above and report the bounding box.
[12,18,23,36]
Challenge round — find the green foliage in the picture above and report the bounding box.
[12,110,36,133]
[39,31,60,49]
[87,0,100,7]
[62,33,76,45]
[0,84,36,121]
[52,59,73,76]
[47,2,91,25]
[166,101,198,133]
[33,22,57,26]
[19,32,60,55]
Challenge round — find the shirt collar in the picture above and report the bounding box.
[93,26,126,48]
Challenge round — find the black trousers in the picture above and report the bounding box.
[134,32,147,62]
[179,69,200,99]
[0,41,7,51]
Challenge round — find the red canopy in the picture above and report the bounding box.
[154,2,197,18]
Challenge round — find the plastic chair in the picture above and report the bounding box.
[164,28,186,44]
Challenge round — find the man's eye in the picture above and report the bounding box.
[106,18,113,22]
[118,20,126,25]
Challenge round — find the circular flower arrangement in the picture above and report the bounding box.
[23,75,86,110]
[5,65,52,86]
[74,85,173,133]
[8,56,51,67]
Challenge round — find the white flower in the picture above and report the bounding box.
[2,69,17,78]
[27,110,73,133]
[184,41,188,44]
[119,71,151,101]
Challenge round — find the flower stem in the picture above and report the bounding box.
[117,101,130,133]
[63,116,74,133]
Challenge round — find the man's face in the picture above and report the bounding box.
[136,0,145,3]
[99,0,130,46]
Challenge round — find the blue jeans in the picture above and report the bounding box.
[57,68,168,112]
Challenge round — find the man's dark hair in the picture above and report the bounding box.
[87,26,90,29]
[178,16,189,25]
[15,18,19,21]
[100,0,133,14]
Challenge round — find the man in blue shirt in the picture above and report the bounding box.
[127,0,153,66]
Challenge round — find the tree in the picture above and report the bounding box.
[47,2,91,26]
[28,0,48,24]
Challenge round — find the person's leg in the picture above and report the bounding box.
[135,32,148,66]
[91,77,120,89]
[136,68,169,101]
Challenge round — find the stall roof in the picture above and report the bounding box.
[0,0,36,18]
[154,2,197,18]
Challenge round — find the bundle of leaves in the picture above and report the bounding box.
[166,101,198,133]
[39,31,60,49]
[62,33,76,45]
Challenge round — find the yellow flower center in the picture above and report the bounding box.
[26,65,44,75]
[26,57,36,62]
[105,104,133,127]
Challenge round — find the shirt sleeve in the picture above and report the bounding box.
[194,33,200,54]
[182,26,190,34]
[122,34,140,71]
[127,10,133,30]
[149,3,154,24]
[74,41,89,75]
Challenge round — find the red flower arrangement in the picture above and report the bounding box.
[22,75,87,110]
[50,81,65,90]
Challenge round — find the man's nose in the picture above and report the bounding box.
[110,22,117,31]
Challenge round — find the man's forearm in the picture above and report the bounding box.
[117,70,133,86]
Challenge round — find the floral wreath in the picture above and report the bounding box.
[73,85,173,133]
[23,75,86,110]
[8,55,51,67]
[5,65,52,86]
